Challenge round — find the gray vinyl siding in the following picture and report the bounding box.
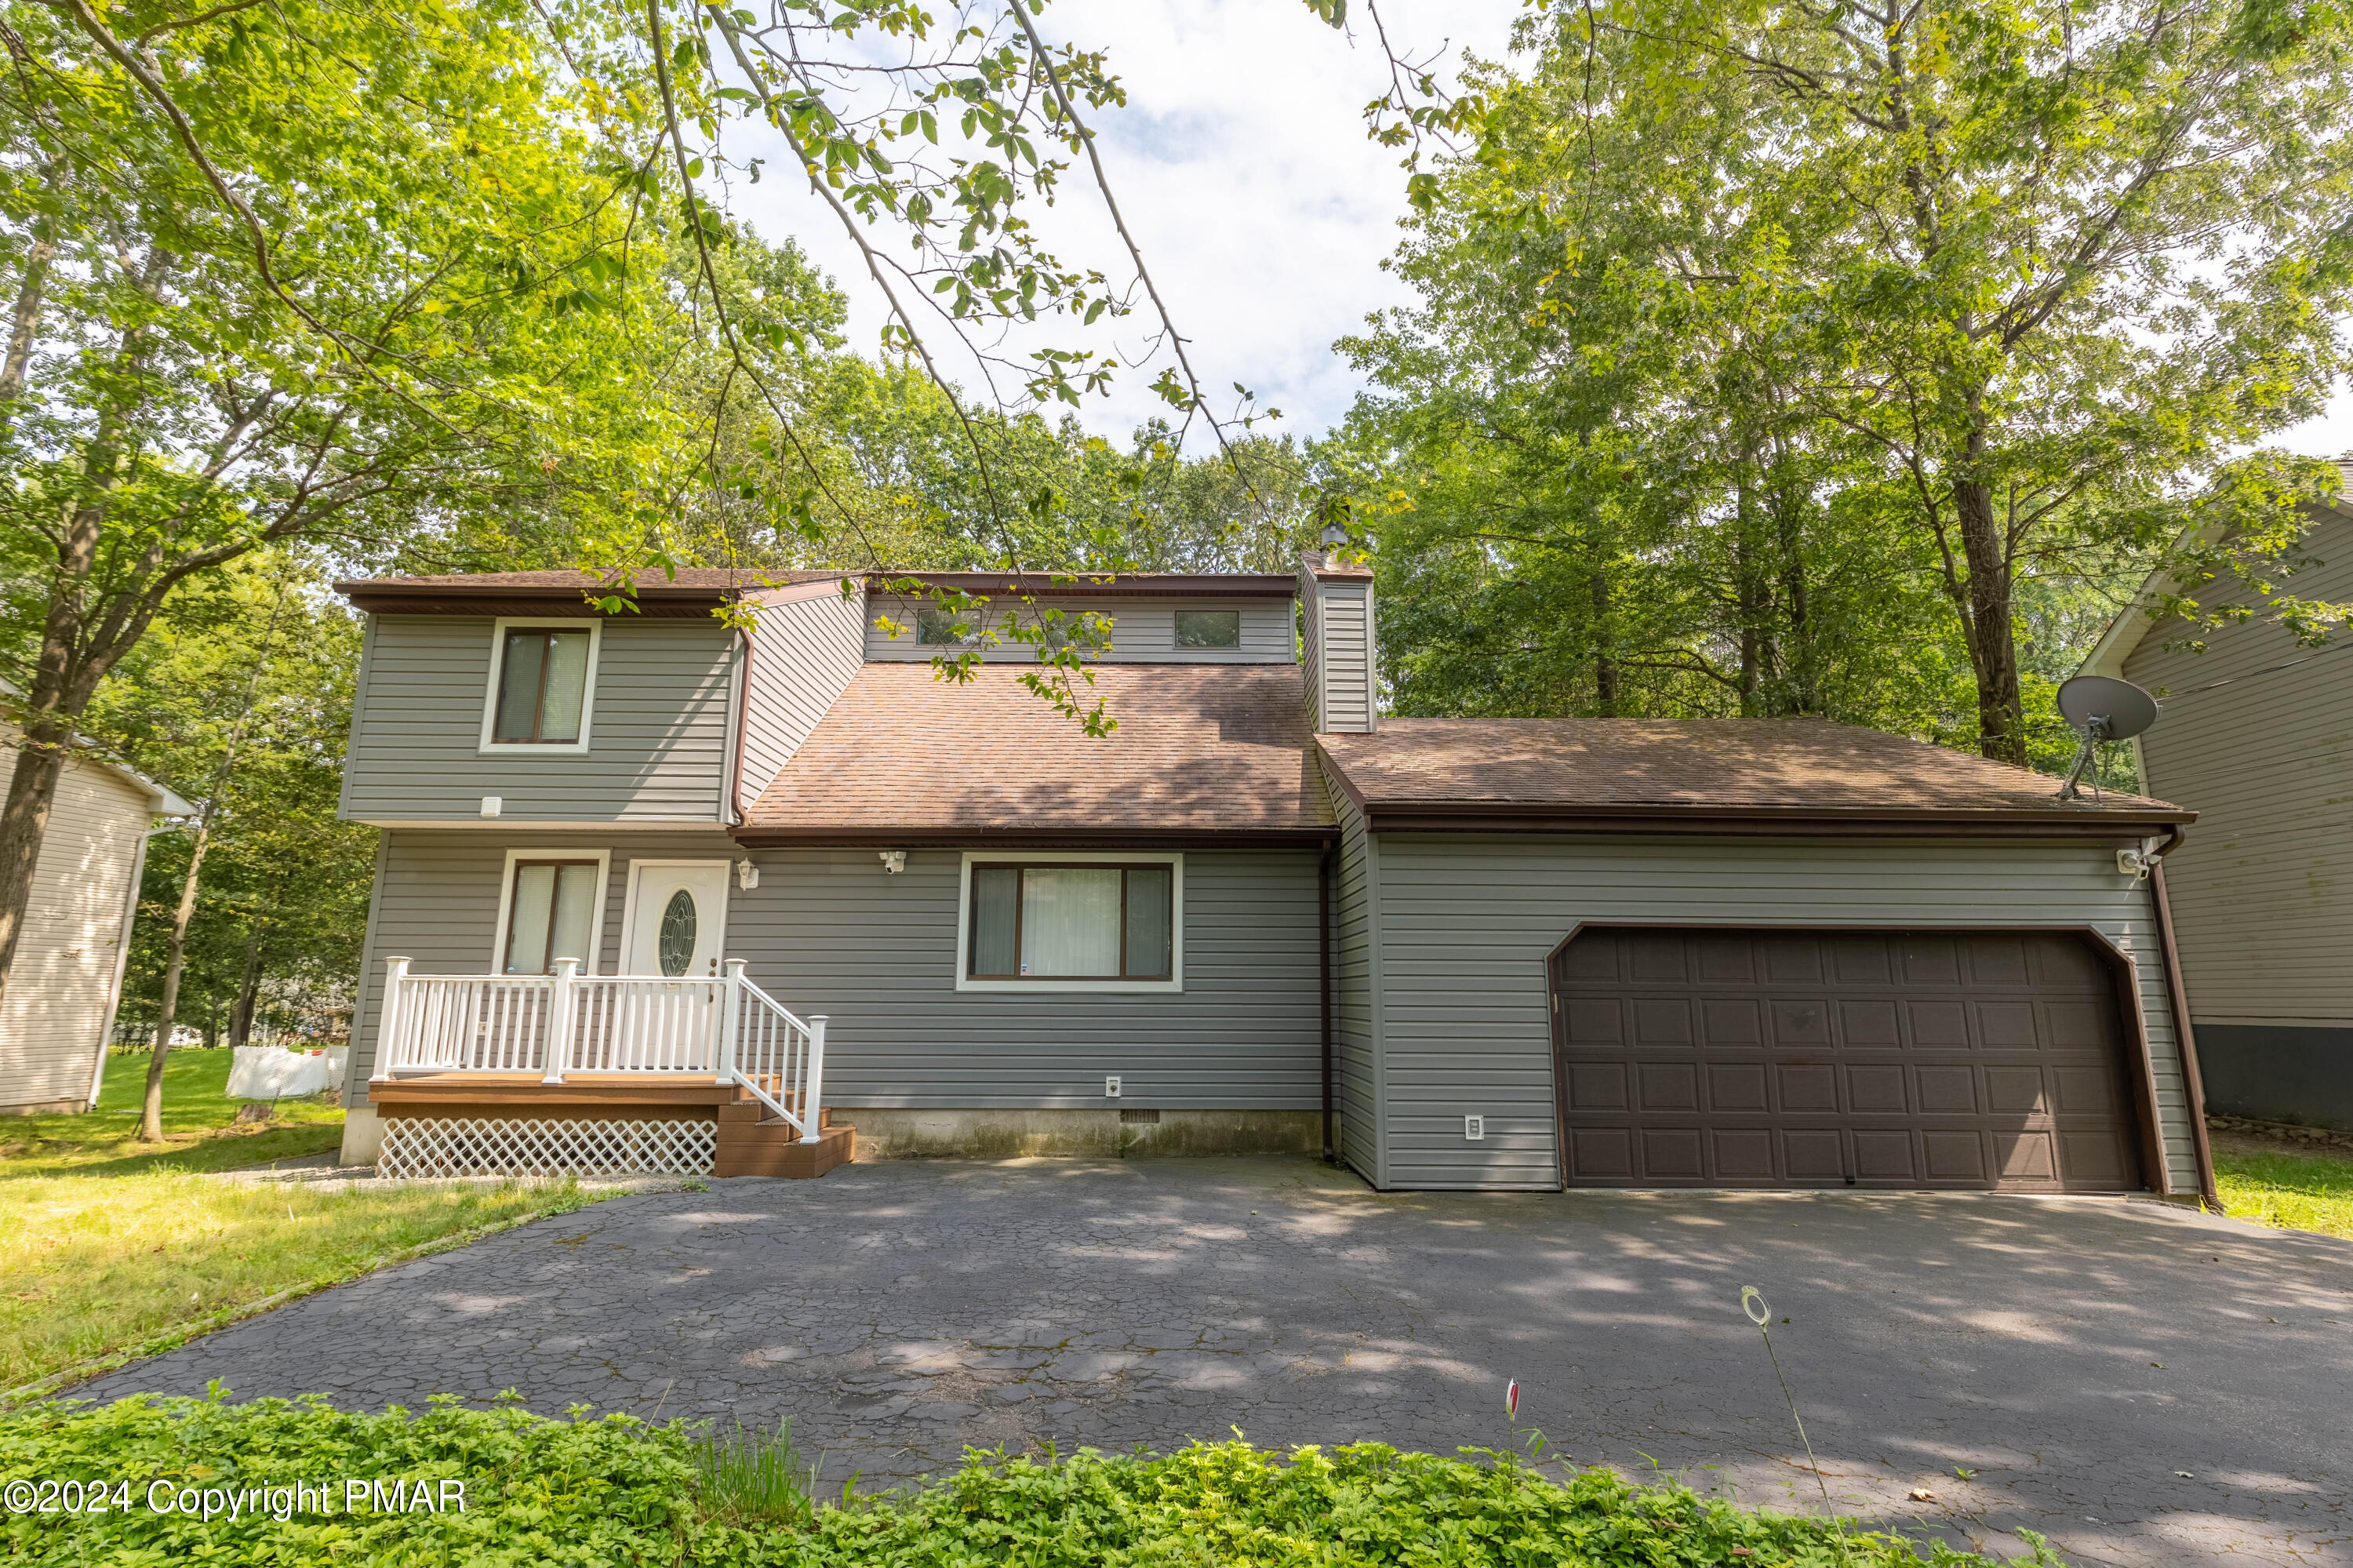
[340,616,735,824]
[2122,507,2353,1027]
[1322,758,1384,1184]
[344,834,1322,1111]
[343,828,744,1102]
[1298,571,1375,733]
[1368,835,2200,1194]
[864,595,1293,664]
[740,588,867,804]
[729,848,1322,1108]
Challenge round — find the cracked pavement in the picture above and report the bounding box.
[72,1155,2353,1566]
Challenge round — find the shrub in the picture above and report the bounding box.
[2,1392,2053,1566]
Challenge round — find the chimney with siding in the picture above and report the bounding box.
[1298,550,1377,733]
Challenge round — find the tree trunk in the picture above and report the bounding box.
[1591,562,1620,715]
[0,213,55,429]
[229,926,266,1046]
[1951,473,2026,765]
[140,821,213,1141]
[1772,449,1817,715]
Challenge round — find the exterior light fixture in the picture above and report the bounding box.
[878,850,907,875]
[736,858,761,890]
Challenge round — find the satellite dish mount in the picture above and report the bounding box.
[2053,675,2160,802]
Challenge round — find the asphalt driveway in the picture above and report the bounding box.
[75,1156,2353,1566]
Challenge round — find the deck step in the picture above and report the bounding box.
[713,1104,854,1178]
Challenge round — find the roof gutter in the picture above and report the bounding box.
[729,826,1340,850]
[1350,802,2195,838]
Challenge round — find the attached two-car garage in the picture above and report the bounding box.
[1551,926,2153,1191]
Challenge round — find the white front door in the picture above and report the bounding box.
[624,861,731,978]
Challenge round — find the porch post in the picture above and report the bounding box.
[371,957,409,1083]
[718,959,746,1084]
[800,1015,827,1144]
[544,958,578,1086]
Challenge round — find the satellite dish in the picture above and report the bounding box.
[2054,675,2159,800]
[2057,675,2159,741]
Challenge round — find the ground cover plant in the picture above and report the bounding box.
[1,1049,609,1399]
[1,1394,2047,1566]
[2211,1142,2353,1240]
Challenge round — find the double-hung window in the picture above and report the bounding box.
[482,620,598,751]
[961,857,1181,990]
[500,858,602,974]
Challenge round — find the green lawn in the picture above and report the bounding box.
[2213,1142,2353,1240]
[2,1047,607,1402]
[1,1045,344,1176]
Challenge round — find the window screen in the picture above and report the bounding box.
[1174,609,1240,649]
[493,628,591,743]
[503,860,599,973]
[967,864,1175,980]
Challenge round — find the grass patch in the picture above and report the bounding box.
[2213,1144,2353,1239]
[2,1395,2050,1566]
[0,1173,606,1396]
[1,1046,343,1177]
[2,1046,611,1399]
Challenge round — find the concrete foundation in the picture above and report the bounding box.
[842,1108,1329,1161]
[339,1104,384,1166]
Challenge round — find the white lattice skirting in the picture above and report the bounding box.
[376,1117,716,1178]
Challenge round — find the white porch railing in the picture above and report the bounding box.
[370,957,827,1142]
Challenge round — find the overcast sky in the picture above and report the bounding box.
[725,0,2353,459]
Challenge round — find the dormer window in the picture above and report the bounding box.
[479,619,600,753]
[1175,609,1240,649]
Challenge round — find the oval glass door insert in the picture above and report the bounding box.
[657,888,696,977]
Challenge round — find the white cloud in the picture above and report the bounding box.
[720,0,1522,446]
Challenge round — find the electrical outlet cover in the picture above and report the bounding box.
[1464,1114,1485,1141]
[1104,1075,1122,1097]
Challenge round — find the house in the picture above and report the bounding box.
[0,716,194,1113]
[2077,475,2353,1129]
[333,558,2217,1199]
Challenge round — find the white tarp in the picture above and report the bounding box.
[227,1046,347,1101]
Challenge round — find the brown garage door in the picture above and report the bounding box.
[1552,928,2147,1191]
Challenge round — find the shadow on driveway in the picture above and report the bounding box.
[73,1155,2353,1567]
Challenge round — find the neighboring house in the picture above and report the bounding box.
[335,559,2216,1199]
[2078,477,2353,1128]
[0,719,193,1113]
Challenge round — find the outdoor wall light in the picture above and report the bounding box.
[878,850,907,875]
[736,858,761,891]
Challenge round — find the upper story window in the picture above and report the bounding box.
[958,855,1183,992]
[479,619,599,753]
[1175,609,1241,649]
[917,607,984,646]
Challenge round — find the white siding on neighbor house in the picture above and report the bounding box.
[343,833,1323,1111]
[2122,510,2353,1026]
[0,743,153,1108]
[739,586,867,808]
[342,828,744,1101]
[1368,835,2201,1194]
[1321,756,1384,1184]
[339,616,736,825]
[862,595,1294,664]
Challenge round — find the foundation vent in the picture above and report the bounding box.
[1118,1108,1162,1125]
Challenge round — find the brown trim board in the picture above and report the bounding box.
[1539,919,2174,1197]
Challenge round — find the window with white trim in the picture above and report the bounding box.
[503,859,600,974]
[967,863,1174,980]
[485,623,596,748]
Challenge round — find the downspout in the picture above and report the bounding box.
[88,817,176,1110]
[726,626,752,826]
[2145,824,2218,1208]
[1319,839,1335,1164]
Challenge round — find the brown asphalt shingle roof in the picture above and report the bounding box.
[1317,718,2188,824]
[741,663,1333,839]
